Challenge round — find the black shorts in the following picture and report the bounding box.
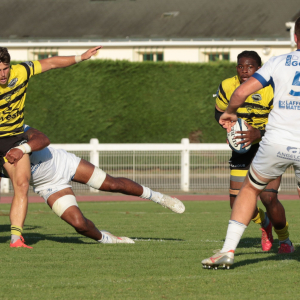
[0,133,28,166]
[229,143,259,171]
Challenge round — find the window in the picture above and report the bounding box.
[207,53,230,62]
[142,53,164,62]
[143,54,154,61]
[34,52,58,60]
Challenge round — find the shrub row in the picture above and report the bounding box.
[23,60,236,143]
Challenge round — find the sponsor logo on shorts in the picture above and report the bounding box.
[251,94,262,101]
[230,164,246,168]
[279,100,300,110]
[287,146,298,153]
[277,147,300,161]
[8,78,18,88]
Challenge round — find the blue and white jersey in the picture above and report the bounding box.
[21,125,80,194]
[252,50,300,146]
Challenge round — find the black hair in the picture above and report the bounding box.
[295,16,300,39]
[0,47,10,64]
[237,50,261,67]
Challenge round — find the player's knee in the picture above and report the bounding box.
[52,195,78,217]
[86,167,106,190]
[14,178,30,193]
[260,191,278,205]
[105,178,125,192]
[72,217,89,233]
[248,166,268,191]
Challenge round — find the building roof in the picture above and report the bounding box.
[2,0,300,41]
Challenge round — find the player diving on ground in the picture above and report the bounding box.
[2,125,185,248]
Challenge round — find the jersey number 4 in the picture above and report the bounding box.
[290,71,300,96]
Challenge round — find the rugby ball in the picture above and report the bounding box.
[227,118,251,154]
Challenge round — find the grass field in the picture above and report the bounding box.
[0,199,300,299]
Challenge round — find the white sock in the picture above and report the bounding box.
[98,231,113,244]
[11,234,21,243]
[221,220,247,253]
[140,186,163,203]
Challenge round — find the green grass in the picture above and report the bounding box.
[0,200,299,299]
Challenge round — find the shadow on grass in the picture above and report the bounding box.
[232,237,299,269]
[131,237,184,241]
[0,224,95,245]
[232,250,299,269]
[0,225,182,245]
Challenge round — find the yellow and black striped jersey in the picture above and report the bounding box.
[215,75,273,130]
[0,61,42,137]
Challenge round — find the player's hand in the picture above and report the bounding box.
[5,148,24,165]
[235,123,261,148]
[81,46,102,61]
[219,112,238,133]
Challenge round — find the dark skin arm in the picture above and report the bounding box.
[5,127,50,165]
[235,122,262,148]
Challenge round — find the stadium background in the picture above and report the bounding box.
[1,2,300,300]
[1,0,299,194]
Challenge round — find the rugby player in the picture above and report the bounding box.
[3,125,185,247]
[202,17,300,269]
[215,51,292,253]
[0,46,102,248]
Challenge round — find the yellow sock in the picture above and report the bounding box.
[11,225,23,237]
[252,207,265,224]
[274,222,289,241]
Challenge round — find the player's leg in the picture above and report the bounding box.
[202,141,290,269]
[229,145,271,250]
[4,154,32,248]
[46,188,134,244]
[72,159,185,213]
[202,166,271,269]
[259,177,293,253]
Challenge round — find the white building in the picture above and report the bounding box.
[2,0,300,63]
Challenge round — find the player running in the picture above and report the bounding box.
[214,51,293,253]
[202,17,300,269]
[3,125,185,247]
[0,46,102,248]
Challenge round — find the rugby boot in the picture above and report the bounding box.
[151,194,185,214]
[202,250,234,270]
[260,221,273,251]
[100,231,135,244]
[10,236,33,249]
[278,242,295,254]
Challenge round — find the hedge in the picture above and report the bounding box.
[22,60,236,143]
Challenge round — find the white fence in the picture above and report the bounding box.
[1,138,298,194]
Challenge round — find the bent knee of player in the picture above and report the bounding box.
[105,176,126,192]
[246,165,269,192]
[13,178,30,194]
[86,167,106,190]
[71,216,89,233]
[260,189,278,205]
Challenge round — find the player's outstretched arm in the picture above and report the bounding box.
[39,46,102,73]
[5,128,50,165]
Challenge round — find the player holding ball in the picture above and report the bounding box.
[214,51,293,254]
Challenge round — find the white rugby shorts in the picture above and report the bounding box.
[252,138,300,181]
[37,149,81,202]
